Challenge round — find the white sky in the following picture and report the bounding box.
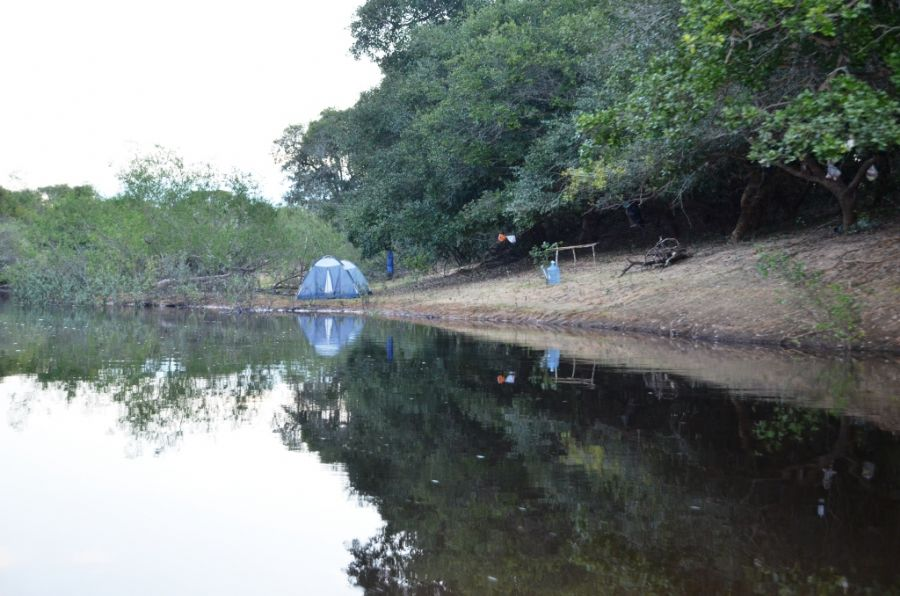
[0,0,382,201]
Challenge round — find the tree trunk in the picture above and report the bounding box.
[775,156,876,233]
[578,209,602,243]
[839,188,856,231]
[730,170,764,242]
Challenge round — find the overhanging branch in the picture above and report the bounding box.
[848,156,877,192]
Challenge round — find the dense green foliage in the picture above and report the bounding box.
[575,0,900,230]
[278,0,899,263]
[0,151,359,304]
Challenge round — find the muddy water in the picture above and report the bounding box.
[0,304,898,594]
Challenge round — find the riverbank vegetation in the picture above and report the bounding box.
[0,150,358,305]
[277,0,899,266]
[2,1,898,319]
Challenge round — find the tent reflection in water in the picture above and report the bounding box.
[298,316,365,357]
[296,256,371,300]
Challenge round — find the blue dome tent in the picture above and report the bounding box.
[340,259,371,295]
[296,256,371,300]
[297,315,365,357]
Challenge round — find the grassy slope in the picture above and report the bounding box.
[362,223,900,352]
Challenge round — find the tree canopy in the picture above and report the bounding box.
[278,0,899,264]
[573,0,900,230]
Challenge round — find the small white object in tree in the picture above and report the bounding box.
[866,164,878,181]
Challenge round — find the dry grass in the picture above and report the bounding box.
[364,223,900,351]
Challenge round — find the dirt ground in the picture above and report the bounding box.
[253,223,900,352]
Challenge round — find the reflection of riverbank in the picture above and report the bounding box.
[3,302,899,592]
[416,320,900,431]
[277,317,900,594]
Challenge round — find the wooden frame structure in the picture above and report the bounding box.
[554,242,598,264]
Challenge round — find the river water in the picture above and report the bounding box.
[1,304,898,594]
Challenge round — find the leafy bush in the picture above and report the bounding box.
[529,241,559,266]
[5,151,358,305]
[757,251,864,348]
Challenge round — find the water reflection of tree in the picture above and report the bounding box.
[280,331,900,594]
[347,530,427,594]
[0,306,323,452]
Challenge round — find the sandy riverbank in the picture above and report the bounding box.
[249,223,899,352]
[367,224,900,352]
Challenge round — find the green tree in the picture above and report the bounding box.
[279,0,677,263]
[574,0,900,231]
[275,109,356,215]
[350,0,475,63]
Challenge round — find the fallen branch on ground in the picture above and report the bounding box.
[156,273,234,291]
[270,269,305,293]
[155,261,270,291]
[620,238,690,277]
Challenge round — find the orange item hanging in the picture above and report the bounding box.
[497,233,507,243]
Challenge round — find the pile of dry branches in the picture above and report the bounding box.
[620,238,689,277]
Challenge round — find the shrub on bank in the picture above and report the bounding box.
[1,153,359,305]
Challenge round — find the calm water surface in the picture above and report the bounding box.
[0,303,898,594]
